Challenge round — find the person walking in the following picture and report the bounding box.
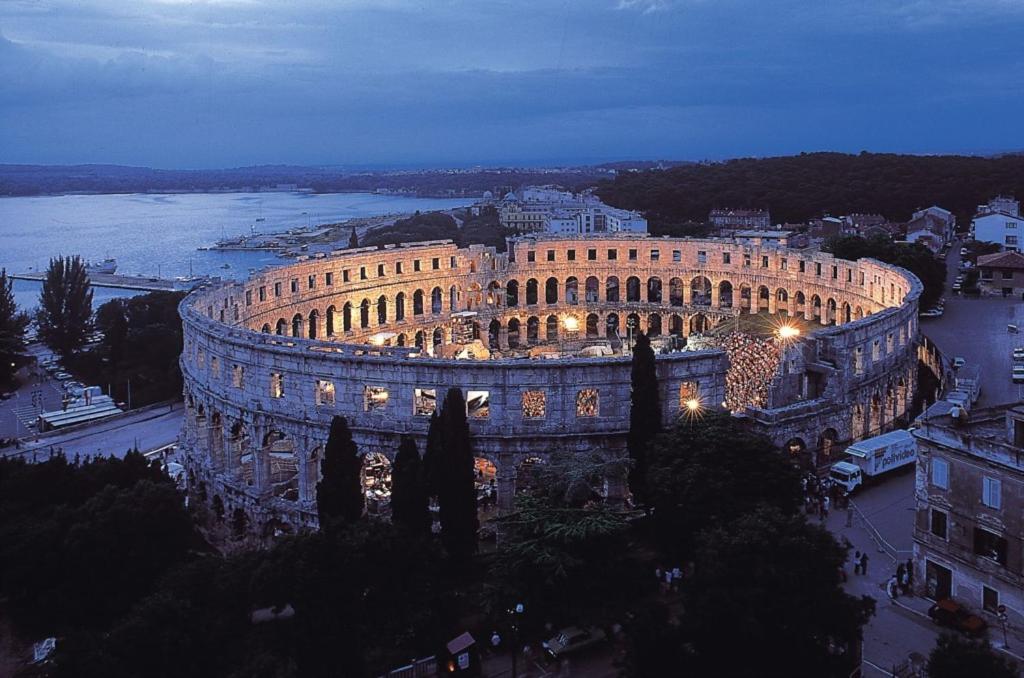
[887,575,899,603]
[860,552,869,576]
[853,551,862,575]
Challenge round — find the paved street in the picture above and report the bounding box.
[0,343,67,439]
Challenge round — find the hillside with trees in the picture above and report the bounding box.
[597,152,1024,228]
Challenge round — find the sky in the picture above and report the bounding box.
[1,0,1023,168]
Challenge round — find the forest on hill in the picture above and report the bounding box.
[596,152,1024,228]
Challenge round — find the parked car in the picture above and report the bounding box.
[920,309,943,318]
[1012,347,1024,361]
[1012,365,1024,383]
[952,357,966,369]
[952,283,962,292]
[54,371,72,381]
[960,247,969,256]
[928,599,988,637]
[542,627,607,659]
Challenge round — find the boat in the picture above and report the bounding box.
[86,258,117,275]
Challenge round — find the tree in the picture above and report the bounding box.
[927,633,1018,678]
[348,225,359,248]
[646,411,802,556]
[422,411,442,497]
[675,507,875,677]
[390,435,431,537]
[436,388,478,560]
[627,331,660,506]
[316,416,364,528]
[37,255,93,357]
[0,269,30,384]
[94,298,130,366]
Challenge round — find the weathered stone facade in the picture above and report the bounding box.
[180,234,921,537]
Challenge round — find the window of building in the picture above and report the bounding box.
[1008,221,1018,229]
[608,249,617,260]
[343,269,350,283]
[364,386,389,411]
[650,249,660,261]
[274,282,282,297]
[567,249,576,261]
[932,458,949,489]
[628,249,638,261]
[1002,270,1013,279]
[450,256,457,268]
[780,258,788,271]
[815,263,822,276]
[243,290,251,306]
[1006,235,1018,246]
[673,250,682,263]
[522,390,546,418]
[722,252,731,265]
[360,266,367,280]
[846,269,852,283]
[799,260,806,273]
[679,382,699,410]
[697,250,707,265]
[210,356,220,377]
[270,372,284,398]
[414,259,421,272]
[974,527,1008,565]
[232,365,244,388]
[316,380,335,406]
[378,264,386,277]
[588,248,597,261]
[306,275,313,290]
[930,508,948,539]
[527,251,536,263]
[467,390,490,418]
[259,286,266,301]
[831,265,838,279]
[196,348,205,368]
[983,586,1000,613]
[325,272,333,286]
[859,271,865,285]
[413,388,436,416]
[743,253,751,267]
[547,250,555,262]
[761,255,769,268]
[290,278,298,293]
[576,389,599,417]
[983,476,1002,509]
[396,262,404,274]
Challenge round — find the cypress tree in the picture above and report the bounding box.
[422,411,442,497]
[37,256,93,358]
[628,331,661,506]
[316,416,364,529]
[0,269,30,383]
[348,225,359,249]
[437,388,478,559]
[390,435,431,537]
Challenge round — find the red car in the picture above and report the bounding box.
[927,599,988,637]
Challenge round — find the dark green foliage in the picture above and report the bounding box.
[0,268,30,384]
[927,633,1018,678]
[646,411,802,556]
[390,435,431,537]
[316,416,364,528]
[37,255,93,357]
[70,291,186,406]
[627,332,660,505]
[422,410,441,497]
[348,224,359,248]
[824,234,947,308]
[0,453,193,635]
[362,207,507,251]
[436,388,478,560]
[597,152,1024,229]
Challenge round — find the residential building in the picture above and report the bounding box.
[708,208,771,233]
[972,196,1024,250]
[909,206,956,244]
[912,403,1024,627]
[976,251,1024,297]
[733,230,791,247]
[499,186,647,235]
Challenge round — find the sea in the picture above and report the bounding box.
[0,192,471,312]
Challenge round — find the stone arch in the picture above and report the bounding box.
[818,428,839,464]
[776,289,789,315]
[626,276,641,303]
[784,437,807,459]
[670,314,684,337]
[359,299,370,328]
[586,312,599,338]
[585,276,600,303]
[413,289,425,316]
[810,294,822,321]
[487,281,501,307]
[648,277,663,303]
[546,314,559,342]
[432,327,443,347]
[527,316,540,343]
[841,302,851,324]
[526,278,539,305]
[669,277,685,306]
[690,313,709,334]
[394,293,405,322]
[870,392,882,436]
[431,287,443,314]
[326,305,337,335]
[508,318,521,347]
[396,333,406,347]
[565,276,579,305]
[361,451,390,515]
[377,295,387,325]
[488,319,501,349]
[308,309,319,339]
[626,313,642,339]
[691,276,711,306]
[757,285,770,312]
[648,313,662,336]
[826,298,837,324]
[450,285,458,312]
[794,291,806,318]
[718,280,734,308]
[507,280,519,307]
[262,323,272,333]
[854,305,864,320]
[291,313,304,338]
[739,284,752,312]
[545,277,559,304]
[414,330,425,348]
[606,276,620,303]
[606,312,620,339]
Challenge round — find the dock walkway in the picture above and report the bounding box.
[12,271,180,292]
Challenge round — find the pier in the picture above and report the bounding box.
[12,271,184,292]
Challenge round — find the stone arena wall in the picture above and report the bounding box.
[179,235,922,537]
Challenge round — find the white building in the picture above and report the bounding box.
[908,206,956,247]
[972,196,1024,251]
[499,186,647,235]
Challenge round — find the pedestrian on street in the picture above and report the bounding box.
[887,575,899,602]
[860,552,869,576]
[853,551,862,575]
[900,569,910,595]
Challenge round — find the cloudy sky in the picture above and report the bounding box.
[1,0,1023,168]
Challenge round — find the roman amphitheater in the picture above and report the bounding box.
[179,234,922,537]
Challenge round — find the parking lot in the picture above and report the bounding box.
[0,343,67,439]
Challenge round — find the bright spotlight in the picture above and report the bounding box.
[562,316,579,332]
[777,325,800,340]
[685,398,701,412]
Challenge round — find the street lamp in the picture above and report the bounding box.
[509,602,525,678]
[626,316,637,351]
[777,324,800,340]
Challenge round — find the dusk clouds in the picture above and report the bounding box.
[1,0,1022,167]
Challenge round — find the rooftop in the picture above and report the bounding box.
[913,402,1024,473]
[977,251,1024,269]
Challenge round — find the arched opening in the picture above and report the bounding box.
[546,314,559,342]
[474,457,498,508]
[811,295,822,321]
[586,313,599,337]
[487,281,501,307]
[784,437,807,461]
[526,278,539,305]
[626,313,641,341]
[488,319,501,349]
[432,327,443,348]
[739,284,752,312]
[262,323,272,333]
[413,290,424,315]
[606,313,620,339]
[585,276,599,303]
[397,333,406,347]
[545,277,559,304]
[854,305,864,320]
[506,280,519,307]
[691,276,711,306]
[827,298,837,325]
[361,452,391,516]
[818,428,839,465]
[795,291,806,318]
[377,296,388,325]
[360,299,370,328]
[648,277,662,303]
[718,281,733,308]
[527,316,540,344]
[776,289,789,315]
[670,314,684,337]
[841,302,851,324]
[394,293,405,321]
[291,313,303,338]
[757,285,770,312]
[343,302,353,332]
[648,313,662,336]
[326,305,336,335]
[669,277,684,306]
[431,287,443,315]
[450,285,458,312]
[626,276,641,302]
[565,277,579,304]
[415,330,425,349]
[606,276,620,303]
[690,313,709,334]
[508,318,521,348]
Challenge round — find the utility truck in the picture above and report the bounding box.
[829,429,917,493]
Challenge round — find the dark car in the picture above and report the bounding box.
[542,626,607,659]
[927,599,988,637]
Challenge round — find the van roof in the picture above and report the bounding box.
[831,461,860,473]
[846,429,914,454]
